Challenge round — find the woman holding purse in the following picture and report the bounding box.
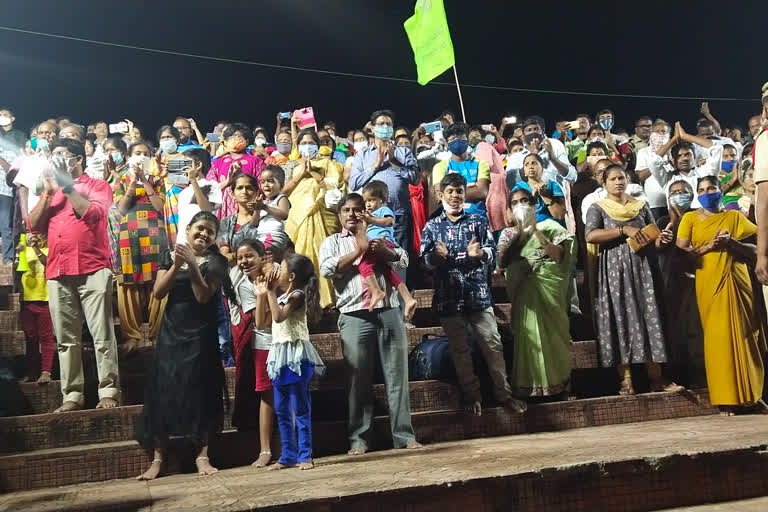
[585,164,682,396]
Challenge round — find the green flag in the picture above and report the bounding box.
[404,0,455,85]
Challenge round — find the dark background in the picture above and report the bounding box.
[0,1,764,138]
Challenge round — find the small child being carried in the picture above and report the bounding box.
[250,164,291,252]
[358,181,417,320]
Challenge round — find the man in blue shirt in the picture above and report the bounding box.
[349,109,419,253]
[173,117,203,152]
[420,173,527,417]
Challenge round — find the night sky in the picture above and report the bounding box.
[1,1,765,138]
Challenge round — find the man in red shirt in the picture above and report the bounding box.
[28,138,120,413]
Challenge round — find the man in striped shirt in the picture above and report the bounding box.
[319,193,421,455]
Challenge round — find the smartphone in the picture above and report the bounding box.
[293,107,316,128]
[206,132,221,143]
[127,155,150,173]
[481,124,494,131]
[504,116,517,124]
[279,112,291,119]
[167,157,193,173]
[109,122,128,135]
[569,120,580,130]
[167,173,189,185]
[523,133,542,145]
[422,121,442,133]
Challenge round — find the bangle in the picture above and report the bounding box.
[545,200,554,207]
[618,225,625,238]
[40,193,51,199]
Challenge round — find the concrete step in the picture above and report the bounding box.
[17,339,600,415]
[0,390,717,492]
[1,414,758,509]
[4,365,669,455]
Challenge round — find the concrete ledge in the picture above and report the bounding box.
[0,416,765,511]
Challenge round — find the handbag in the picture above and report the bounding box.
[324,186,343,209]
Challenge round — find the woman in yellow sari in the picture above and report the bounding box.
[283,129,344,308]
[676,176,767,414]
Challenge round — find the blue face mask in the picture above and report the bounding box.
[697,191,722,212]
[298,143,318,158]
[373,125,393,141]
[599,118,614,131]
[111,151,124,165]
[721,160,736,172]
[448,139,469,155]
[670,192,693,210]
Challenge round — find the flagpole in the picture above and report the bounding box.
[452,64,466,123]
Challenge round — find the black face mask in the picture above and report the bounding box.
[524,132,543,145]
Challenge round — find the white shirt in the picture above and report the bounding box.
[648,143,722,208]
[174,179,223,245]
[635,146,668,209]
[505,138,577,189]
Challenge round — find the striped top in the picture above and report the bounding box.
[319,229,408,314]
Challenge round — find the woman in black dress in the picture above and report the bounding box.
[136,211,228,480]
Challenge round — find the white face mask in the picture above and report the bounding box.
[0,116,11,127]
[254,137,267,146]
[441,198,464,216]
[513,204,536,233]
[353,141,368,153]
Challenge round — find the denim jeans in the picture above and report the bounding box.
[0,194,14,263]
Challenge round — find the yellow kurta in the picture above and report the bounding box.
[677,210,766,405]
[285,158,344,308]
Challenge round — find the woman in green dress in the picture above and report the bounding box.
[498,187,577,397]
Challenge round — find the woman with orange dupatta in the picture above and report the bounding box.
[585,164,682,396]
[676,176,767,415]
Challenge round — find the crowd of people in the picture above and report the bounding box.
[1,81,768,479]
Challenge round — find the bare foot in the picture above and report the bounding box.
[405,440,423,450]
[347,447,367,456]
[137,460,162,481]
[299,460,314,470]
[465,401,482,417]
[267,462,295,471]
[251,451,272,468]
[37,371,52,384]
[368,287,386,312]
[195,456,218,476]
[403,297,417,322]
[501,397,528,414]
[53,401,82,413]
[96,397,119,409]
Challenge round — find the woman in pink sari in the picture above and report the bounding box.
[207,123,265,219]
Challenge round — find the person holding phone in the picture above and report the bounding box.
[207,123,265,220]
[585,165,681,396]
[113,141,168,352]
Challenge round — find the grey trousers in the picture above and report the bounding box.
[440,307,512,404]
[47,268,120,405]
[338,307,416,450]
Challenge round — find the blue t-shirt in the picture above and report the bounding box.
[512,180,565,227]
[447,159,487,217]
[367,205,396,245]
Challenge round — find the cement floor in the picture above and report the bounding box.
[1,415,766,512]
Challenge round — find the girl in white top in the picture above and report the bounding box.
[252,165,291,251]
[257,253,324,470]
[230,238,276,468]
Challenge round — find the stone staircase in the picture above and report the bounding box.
[0,269,720,494]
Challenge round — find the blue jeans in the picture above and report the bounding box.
[0,195,14,263]
[216,295,234,367]
[273,364,313,464]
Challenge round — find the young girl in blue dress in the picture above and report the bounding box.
[255,253,324,470]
